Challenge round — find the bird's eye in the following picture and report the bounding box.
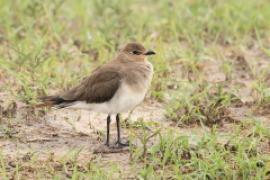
[132,51,141,55]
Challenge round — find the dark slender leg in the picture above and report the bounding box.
[116,113,129,147]
[105,115,111,146]
[116,114,121,143]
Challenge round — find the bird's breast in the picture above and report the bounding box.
[107,82,147,113]
[125,61,153,92]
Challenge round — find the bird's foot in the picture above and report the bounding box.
[115,140,129,148]
[93,144,129,154]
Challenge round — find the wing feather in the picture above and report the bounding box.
[61,67,121,103]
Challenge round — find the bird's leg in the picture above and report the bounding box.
[105,115,111,147]
[115,113,129,147]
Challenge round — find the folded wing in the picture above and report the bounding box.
[40,67,121,108]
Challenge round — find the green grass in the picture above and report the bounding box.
[133,125,270,179]
[166,83,238,126]
[1,0,270,179]
[1,0,270,103]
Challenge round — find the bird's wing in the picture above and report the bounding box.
[61,66,121,103]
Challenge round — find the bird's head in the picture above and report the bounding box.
[119,42,156,62]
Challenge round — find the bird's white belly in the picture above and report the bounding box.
[70,83,147,114]
[108,83,146,113]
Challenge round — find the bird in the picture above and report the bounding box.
[40,42,156,147]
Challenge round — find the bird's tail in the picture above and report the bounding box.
[38,96,75,109]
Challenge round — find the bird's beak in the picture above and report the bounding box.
[144,50,156,56]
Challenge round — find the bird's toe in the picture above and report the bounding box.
[115,140,129,148]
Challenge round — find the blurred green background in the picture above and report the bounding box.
[0,0,270,103]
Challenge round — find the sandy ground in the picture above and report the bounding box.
[0,98,212,179]
[0,100,167,175]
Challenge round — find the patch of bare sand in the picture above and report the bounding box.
[45,100,165,135]
[0,100,166,178]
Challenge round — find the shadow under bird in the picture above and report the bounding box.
[41,42,156,147]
